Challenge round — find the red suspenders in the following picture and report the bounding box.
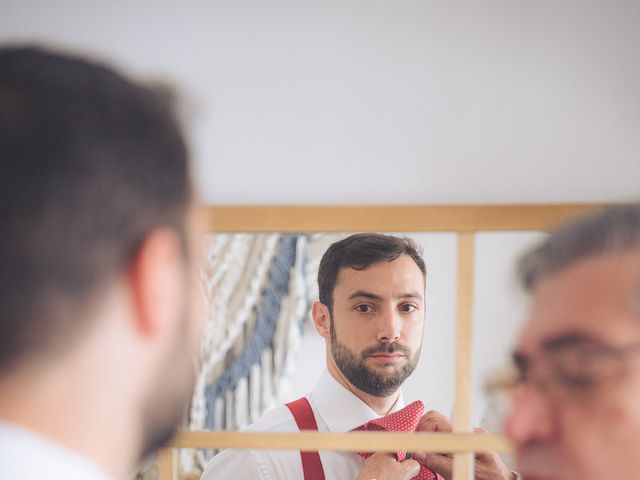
[285,397,327,480]
[285,396,440,480]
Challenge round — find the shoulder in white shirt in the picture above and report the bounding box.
[0,422,112,480]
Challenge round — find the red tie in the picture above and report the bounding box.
[353,400,441,480]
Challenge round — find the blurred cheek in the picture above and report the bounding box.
[189,211,207,347]
[561,392,640,479]
[190,263,207,348]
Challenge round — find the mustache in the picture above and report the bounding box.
[361,342,412,359]
[516,447,565,478]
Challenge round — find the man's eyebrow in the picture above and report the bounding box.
[347,290,424,302]
[348,290,383,301]
[542,331,606,353]
[398,291,424,301]
[511,332,606,368]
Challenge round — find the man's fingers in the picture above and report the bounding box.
[401,458,421,478]
[416,410,453,432]
[357,453,423,480]
[411,413,454,476]
[412,452,453,478]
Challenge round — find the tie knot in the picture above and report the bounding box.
[354,401,439,480]
[357,400,425,433]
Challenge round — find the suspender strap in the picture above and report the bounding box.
[285,397,327,480]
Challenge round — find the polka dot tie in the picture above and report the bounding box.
[353,400,440,480]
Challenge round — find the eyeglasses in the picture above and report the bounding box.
[485,339,640,403]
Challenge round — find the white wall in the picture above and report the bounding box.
[1,0,638,205]
[2,0,637,428]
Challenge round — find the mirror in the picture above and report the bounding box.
[172,228,545,477]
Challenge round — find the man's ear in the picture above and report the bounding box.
[312,301,331,340]
[127,228,184,339]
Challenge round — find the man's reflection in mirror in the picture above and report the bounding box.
[203,233,514,480]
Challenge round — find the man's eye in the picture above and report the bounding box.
[556,372,598,392]
[554,362,601,392]
[400,304,417,313]
[355,304,373,313]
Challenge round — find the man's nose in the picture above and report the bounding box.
[376,307,401,343]
[505,385,556,447]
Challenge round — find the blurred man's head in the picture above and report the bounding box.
[0,46,203,471]
[505,205,640,480]
[313,233,426,398]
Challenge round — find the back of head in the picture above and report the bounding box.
[0,46,191,373]
[318,233,426,311]
[519,204,640,290]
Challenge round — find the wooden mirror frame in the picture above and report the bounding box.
[158,203,607,480]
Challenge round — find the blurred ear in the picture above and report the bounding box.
[312,301,331,340]
[127,228,184,338]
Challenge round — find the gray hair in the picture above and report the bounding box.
[519,204,640,290]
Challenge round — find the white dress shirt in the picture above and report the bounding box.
[201,370,406,480]
[0,421,112,480]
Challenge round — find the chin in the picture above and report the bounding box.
[518,459,602,480]
[515,451,564,480]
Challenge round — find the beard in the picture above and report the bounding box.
[330,318,420,397]
[139,292,198,461]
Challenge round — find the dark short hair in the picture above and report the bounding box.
[0,46,191,371]
[519,204,640,290]
[318,233,426,311]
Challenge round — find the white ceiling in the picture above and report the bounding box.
[2,0,638,204]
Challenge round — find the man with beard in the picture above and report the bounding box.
[0,46,204,479]
[203,233,514,480]
[500,205,640,480]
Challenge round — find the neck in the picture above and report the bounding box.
[0,350,141,479]
[326,357,400,416]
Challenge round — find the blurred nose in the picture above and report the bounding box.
[505,384,556,447]
[377,306,401,343]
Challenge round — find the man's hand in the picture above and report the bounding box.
[356,452,420,480]
[411,410,515,480]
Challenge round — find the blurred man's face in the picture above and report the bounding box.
[328,254,425,397]
[505,247,640,480]
[140,202,206,458]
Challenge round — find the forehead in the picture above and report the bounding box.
[333,254,425,299]
[516,249,640,354]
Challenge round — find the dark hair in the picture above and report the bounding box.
[519,204,640,290]
[0,46,191,371]
[318,233,426,311]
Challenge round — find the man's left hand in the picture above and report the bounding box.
[356,452,421,480]
[410,410,515,480]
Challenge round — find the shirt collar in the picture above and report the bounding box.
[310,370,405,433]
